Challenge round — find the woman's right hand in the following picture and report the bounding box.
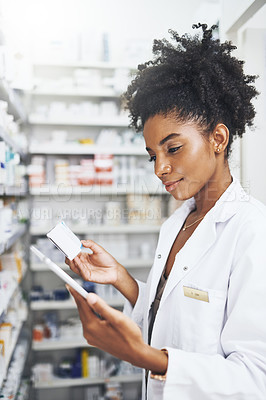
[66,239,139,307]
[65,239,122,286]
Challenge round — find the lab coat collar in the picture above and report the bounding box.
[174,175,246,225]
[208,175,248,224]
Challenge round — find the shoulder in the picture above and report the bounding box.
[234,195,266,231]
[214,177,266,233]
[227,195,266,265]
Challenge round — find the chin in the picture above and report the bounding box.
[171,191,192,201]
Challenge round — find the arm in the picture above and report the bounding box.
[68,287,168,375]
[65,239,139,306]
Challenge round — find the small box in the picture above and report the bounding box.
[47,221,82,260]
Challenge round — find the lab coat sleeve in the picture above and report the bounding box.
[163,228,266,400]
[123,279,146,330]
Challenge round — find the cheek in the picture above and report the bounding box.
[174,146,216,197]
[186,142,215,174]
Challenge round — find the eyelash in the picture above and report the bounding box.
[148,146,182,162]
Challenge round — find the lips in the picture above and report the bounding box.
[163,178,183,192]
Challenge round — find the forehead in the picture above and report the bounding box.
[143,114,202,145]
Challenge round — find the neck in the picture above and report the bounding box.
[193,164,232,216]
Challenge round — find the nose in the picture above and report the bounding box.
[154,156,172,178]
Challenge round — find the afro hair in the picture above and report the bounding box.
[123,23,258,155]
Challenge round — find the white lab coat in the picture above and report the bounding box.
[124,177,266,399]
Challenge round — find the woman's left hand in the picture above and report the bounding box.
[67,287,168,374]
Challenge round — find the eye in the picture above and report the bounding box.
[168,146,182,153]
[148,155,156,162]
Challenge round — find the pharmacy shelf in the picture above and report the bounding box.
[1,185,28,197]
[0,79,27,123]
[0,316,27,388]
[30,88,121,98]
[32,61,136,70]
[0,275,17,317]
[29,184,165,196]
[29,143,146,155]
[30,224,161,236]
[30,297,124,311]
[1,337,30,398]
[28,115,129,127]
[33,373,142,389]
[32,337,91,351]
[0,126,27,161]
[0,242,4,254]
[0,224,27,256]
[0,263,28,317]
[30,258,153,272]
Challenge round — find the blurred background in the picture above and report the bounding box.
[0,1,265,400]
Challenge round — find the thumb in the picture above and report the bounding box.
[86,293,123,325]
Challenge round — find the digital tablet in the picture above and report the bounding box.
[30,245,88,299]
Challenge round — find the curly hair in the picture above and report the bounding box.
[123,23,258,156]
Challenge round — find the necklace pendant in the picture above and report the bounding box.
[182,227,186,231]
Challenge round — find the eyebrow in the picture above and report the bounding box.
[145,133,181,151]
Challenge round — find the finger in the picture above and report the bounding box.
[66,255,81,270]
[86,292,125,326]
[67,285,94,317]
[65,257,71,266]
[72,255,91,278]
[81,239,105,253]
[67,284,85,305]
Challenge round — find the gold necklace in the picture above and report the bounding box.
[182,215,205,231]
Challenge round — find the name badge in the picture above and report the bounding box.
[183,286,209,302]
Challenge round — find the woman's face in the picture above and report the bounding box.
[143,114,219,201]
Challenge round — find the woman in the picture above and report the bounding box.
[66,24,266,399]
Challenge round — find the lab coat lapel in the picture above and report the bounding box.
[160,177,243,304]
[149,176,242,316]
[147,217,183,309]
[161,214,217,303]
[147,199,195,310]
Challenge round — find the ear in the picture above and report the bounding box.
[210,123,229,155]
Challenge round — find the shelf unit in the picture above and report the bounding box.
[30,88,122,98]
[0,315,28,388]
[30,297,124,311]
[32,337,92,351]
[0,184,28,197]
[0,238,29,389]
[28,115,130,127]
[31,224,160,236]
[32,61,136,69]
[0,126,27,162]
[0,255,27,318]
[29,144,146,155]
[33,373,142,389]
[0,79,27,123]
[30,258,154,272]
[0,224,27,257]
[30,185,165,196]
[29,60,157,399]
[0,78,30,398]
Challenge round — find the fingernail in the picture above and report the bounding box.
[87,292,97,305]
